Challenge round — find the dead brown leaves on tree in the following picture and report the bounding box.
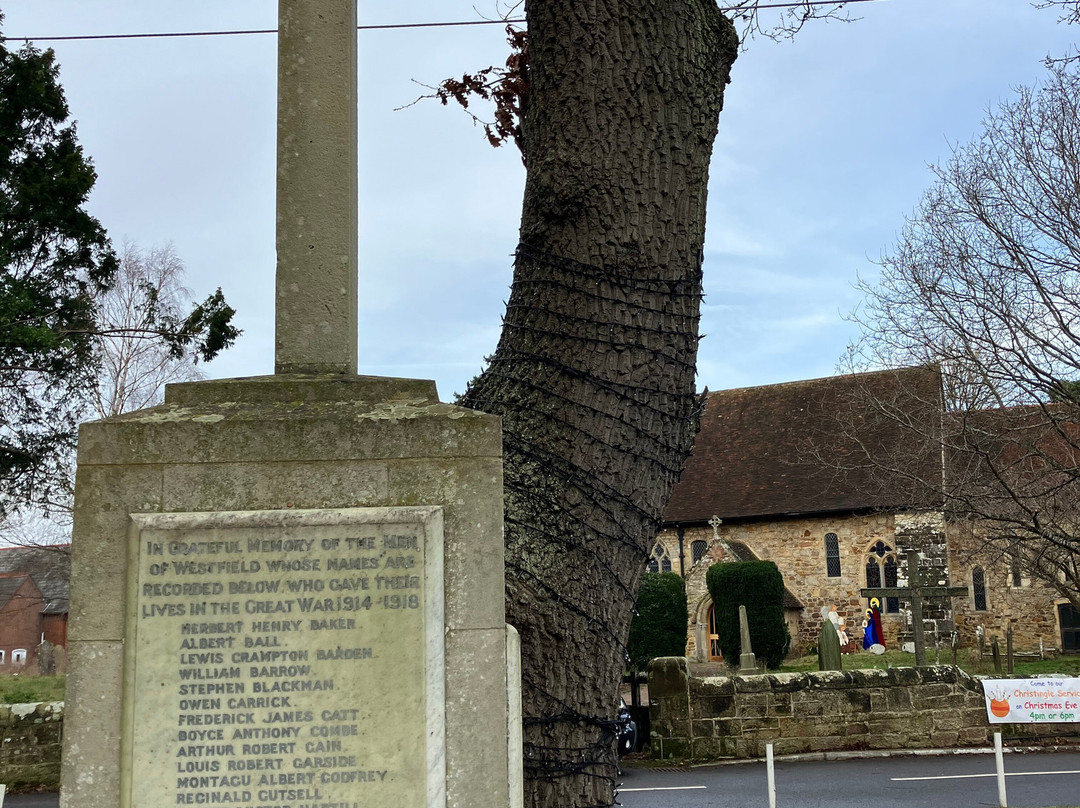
[432,25,528,160]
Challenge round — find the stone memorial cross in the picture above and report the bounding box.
[59,4,519,807]
[275,0,358,375]
[709,515,722,543]
[860,550,967,666]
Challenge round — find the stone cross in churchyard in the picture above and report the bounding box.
[708,514,738,561]
[709,515,722,541]
[861,549,968,667]
[275,0,358,374]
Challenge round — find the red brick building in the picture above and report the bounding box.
[0,573,45,669]
[0,546,70,670]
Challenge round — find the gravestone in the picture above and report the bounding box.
[737,605,758,674]
[37,639,56,676]
[861,549,967,666]
[59,3,520,807]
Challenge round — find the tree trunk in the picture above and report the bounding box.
[461,2,737,806]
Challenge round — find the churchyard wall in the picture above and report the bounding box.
[648,657,1079,761]
[0,702,63,791]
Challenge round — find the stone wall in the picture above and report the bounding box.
[648,657,1078,761]
[0,702,63,791]
[948,522,1066,653]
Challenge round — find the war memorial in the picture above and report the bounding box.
[59,3,522,807]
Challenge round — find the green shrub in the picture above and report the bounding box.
[706,561,791,670]
[627,572,688,671]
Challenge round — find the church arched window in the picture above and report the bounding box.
[1009,557,1023,588]
[883,555,899,613]
[825,533,841,577]
[691,539,708,565]
[865,541,899,613]
[973,566,987,611]
[647,543,672,574]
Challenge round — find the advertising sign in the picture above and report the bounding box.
[983,678,1080,723]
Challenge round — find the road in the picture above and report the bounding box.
[2,793,56,808]
[618,750,1080,808]
[5,751,1079,808]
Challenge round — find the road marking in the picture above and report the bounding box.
[619,786,708,792]
[892,769,1080,782]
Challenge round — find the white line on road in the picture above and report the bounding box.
[619,786,708,792]
[892,769,1080,782]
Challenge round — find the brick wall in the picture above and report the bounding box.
[647,657,1078,761]
[0,702,63,791]
[0,577,44,671]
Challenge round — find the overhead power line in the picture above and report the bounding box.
[1,0,886,44]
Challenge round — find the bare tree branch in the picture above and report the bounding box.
[1034,0,1080,25]
[91,242,205,418]
[723,0,856,42]
[840,60,1080,607]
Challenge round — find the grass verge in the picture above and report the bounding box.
[0,674,66,704]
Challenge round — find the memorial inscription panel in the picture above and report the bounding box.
[121,507,445,808]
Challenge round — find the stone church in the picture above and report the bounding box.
[651,366,1077,662]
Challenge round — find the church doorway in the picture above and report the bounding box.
[707,604,723,662]
[1060,603,1080,653]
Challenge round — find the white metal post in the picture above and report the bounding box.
[994,731,1007,808]
[766,742,776,808]
[0,782,6,807]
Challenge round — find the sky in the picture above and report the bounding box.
[1,0,1077,401]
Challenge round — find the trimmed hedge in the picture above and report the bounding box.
[627,572,688,671]
[706,561,791,670]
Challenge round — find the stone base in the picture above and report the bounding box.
[61,374,514,808]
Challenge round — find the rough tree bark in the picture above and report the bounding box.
[461,2,738,806]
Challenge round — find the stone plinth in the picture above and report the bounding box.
[61,375,514,808]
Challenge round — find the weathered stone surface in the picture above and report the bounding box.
[125,507,445,808]
[691,719,716,738]
[770,699,793,716]
[693,694,735,718]
[63,375,511,808]
[771,737,813,756]
[695,676,735,695]
[790,692,825,716]
[733,675,771,693]
[649,657,690,702]
[767,673,810,693]
[274,0,358,375]
[60,641,124,807]
[883,687,914,710]
[929,731,960,747]
[648,662,1080,762]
